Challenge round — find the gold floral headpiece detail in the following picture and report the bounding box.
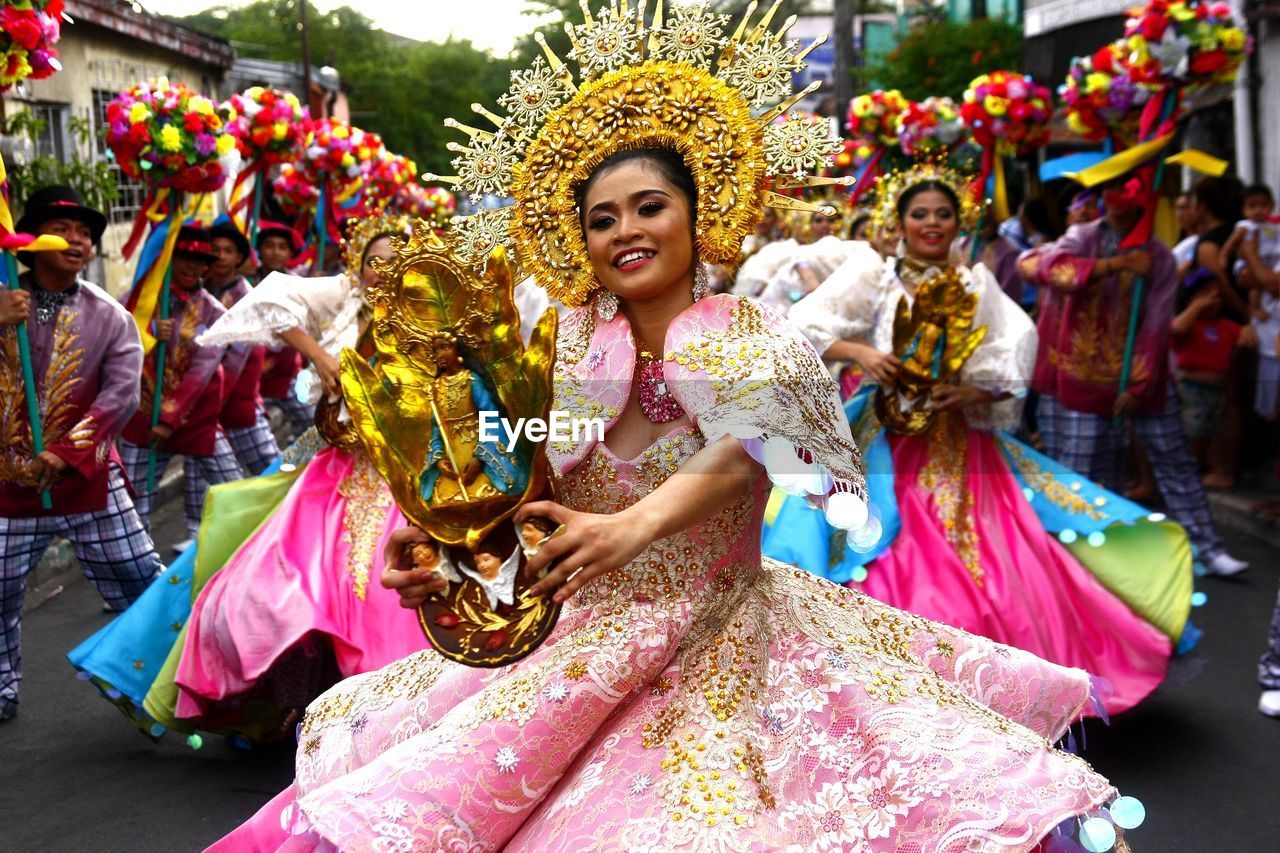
[870,160,982,239]
[426,0,849,307]
[344,213,413,283]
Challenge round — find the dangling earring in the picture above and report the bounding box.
[692,263,711,302]
[596,289,619,321]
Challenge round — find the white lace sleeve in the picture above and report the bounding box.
[196,272,351,348]
[959,264,1037,432]
[787,242,887,356]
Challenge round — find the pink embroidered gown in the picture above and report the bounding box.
[216,295,1122,852]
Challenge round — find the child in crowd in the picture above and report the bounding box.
[1171,268,1243,474]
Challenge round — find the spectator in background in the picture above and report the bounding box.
[1190,176,1249,490]
[1170,269,1242,471]
[1172,191,1199,273]
[1000,198,1054,312]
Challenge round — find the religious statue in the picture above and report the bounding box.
[339,222,561,666]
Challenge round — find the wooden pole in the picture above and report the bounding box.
[5,250,51,509]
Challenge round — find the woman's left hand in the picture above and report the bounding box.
[930,384,995,412]
[517,500,656,604]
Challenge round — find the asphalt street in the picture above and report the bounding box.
[2,493,1278,851]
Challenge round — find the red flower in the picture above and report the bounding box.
[183,112,204,133]
[1190,50,1228,75]
[127,122,151,146]
[2,7,44,51]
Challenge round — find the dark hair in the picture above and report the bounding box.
[1244,183,1275,204]
[896,180,960,221]
[575,148,697,227]
[849,214,872,240]
[1192,175,1244,223]
[1023,198,1053,236]
[1176,266,1219,313]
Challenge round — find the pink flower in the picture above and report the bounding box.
[2,7,44,51]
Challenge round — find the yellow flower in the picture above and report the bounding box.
[158,125,183,152]
[284,93,301,112]
[216,133,237,156]
[189,96,215,116]
[341,152,355,168]
[1067,113,1091,136]
[853,98,871,118]
[129,102,151,124]
[332,125,350,139]
[246,86,264,100]
[1085,72,1112,94]
[1222,28,1244,52]
[272,121,289,141]
[983,95,1008,116]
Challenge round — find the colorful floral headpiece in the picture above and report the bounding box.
[870,160,982,238]
[961,71,1051,157]
[0,0,63,92]
[897,97,967,158]
[1122,0,1245,89]
[343,212,412,284]
[428,0,844,307]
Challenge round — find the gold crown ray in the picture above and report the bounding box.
[425,0,847,306]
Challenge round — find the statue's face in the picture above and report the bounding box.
[434,339,459,371]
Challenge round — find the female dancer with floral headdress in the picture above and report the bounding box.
[215,3,1140,850]
[69,214,427,743]
[764,163,1194,715]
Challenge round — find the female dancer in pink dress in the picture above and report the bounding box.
[213,6,1141,848]
[173,216,426,739]
[766,165,1191,715]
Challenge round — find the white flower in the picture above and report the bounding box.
[370,821,414,853]
[849,761,922,839]
[381,799,410,821]
[629,774,653,795]
[494,746,520,773]
[542,681,569,703]
[824,650,849,671]
[807,782,869,852]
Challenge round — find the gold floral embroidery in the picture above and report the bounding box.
[1047,271,1152,388]
[1001,438,1106,520]
[0,306,87,485]
[917,412,983,586]
[142,306,202,421]
[336,454,394,600]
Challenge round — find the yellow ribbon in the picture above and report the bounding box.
[1064,135,1228,187]
[992,156,1011,223]
[1163,149,1229,177]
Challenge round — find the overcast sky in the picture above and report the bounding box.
[140,0,555,55]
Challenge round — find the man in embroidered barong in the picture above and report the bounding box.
[1020,176,1249,578]
[0,186,164,723]
[119,224,246,545]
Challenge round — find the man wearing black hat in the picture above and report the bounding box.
[119,223,244,544]
[254,220,313,440]
[0,186,163,722]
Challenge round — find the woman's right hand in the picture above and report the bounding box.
[854,343,901,386]
[314,351,342,397]
[380,527,447,609]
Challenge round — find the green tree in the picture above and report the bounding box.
[868,17,1023,101]
[172,1,512,173]
[2,113,119,213]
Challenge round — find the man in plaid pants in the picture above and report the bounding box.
[165,220,280,554]
[120,224,244,543]
[1020,179,1247,577]
[0,187,162,722]
[254,221,314,441]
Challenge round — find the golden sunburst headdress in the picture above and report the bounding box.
[426,0,849,307]
[869,160,983,240]
[343,213,413,283]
